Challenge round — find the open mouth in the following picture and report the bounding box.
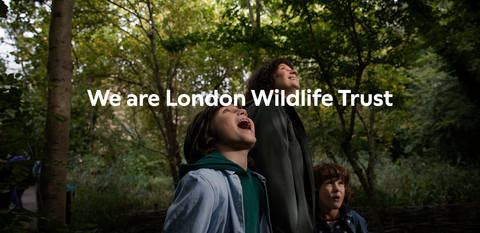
[237,119,252,130]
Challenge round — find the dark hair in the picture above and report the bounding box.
[184,105,224,164]
[313,163,353,205]
[246,58,294,102]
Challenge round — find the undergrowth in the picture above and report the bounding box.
[68,153,174,232]
[70,152,480,232]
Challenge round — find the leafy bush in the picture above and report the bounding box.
[345,154,480,207]
[68,153,174,232]
[0,208,96,233]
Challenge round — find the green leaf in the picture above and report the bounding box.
[5,108,16,116]
[19,221,29,228]
[47,218,69,230]
[52,113,66,122]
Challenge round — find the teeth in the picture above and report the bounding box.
[239,119,249,125]
[238,119,251,129]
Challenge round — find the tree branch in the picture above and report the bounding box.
[110,21,150,48]
[147,103,169,152]
[246,0,256,28]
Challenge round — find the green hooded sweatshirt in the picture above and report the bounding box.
[177,151,265,233]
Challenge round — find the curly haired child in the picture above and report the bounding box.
[245,58,315,233]
[313,163,370,233]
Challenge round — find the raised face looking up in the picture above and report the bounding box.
[274,63,299,96]
[211,104,256,152]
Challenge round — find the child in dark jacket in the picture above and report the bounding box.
[313,163,369,233]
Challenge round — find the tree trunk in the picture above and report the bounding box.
[40,0,74,225]
[366,107,376,202]
[341,141,384,233]
[146,0,182,183]
[246,0,255,28]
[354,105,384,232]
[255,0,261,28]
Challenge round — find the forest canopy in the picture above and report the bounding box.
[1,0,479,232]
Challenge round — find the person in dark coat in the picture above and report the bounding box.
[245,58,315,233]
[8,155,27,208]
[0,159,12,210]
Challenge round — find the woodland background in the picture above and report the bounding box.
[0,0,479,232]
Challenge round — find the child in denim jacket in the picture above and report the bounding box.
[162,105,272,233]
[313,163,369,233]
